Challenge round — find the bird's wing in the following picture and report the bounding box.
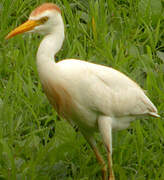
[56,59,159,118]
[86,62,159,117]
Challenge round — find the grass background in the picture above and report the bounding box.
[0,0,164,179]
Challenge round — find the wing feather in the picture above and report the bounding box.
[86,62,159,117]
[57,59,159,118]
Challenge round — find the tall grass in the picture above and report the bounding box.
[0,0,164,179]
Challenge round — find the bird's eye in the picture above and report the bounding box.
[40,16,49,24]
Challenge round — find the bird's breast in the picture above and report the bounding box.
[42,79,74,119]
[41,77,98,131]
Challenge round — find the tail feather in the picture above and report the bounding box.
[148,112,160,118]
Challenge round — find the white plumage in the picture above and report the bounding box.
[40,59,158,128]
[6,3,159,180]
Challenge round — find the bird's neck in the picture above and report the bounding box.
[36,22,64,67]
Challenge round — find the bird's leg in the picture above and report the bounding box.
[107,146,114,180]
[82,132,107,180]
[98,116,115,180]
[90,138,107,180]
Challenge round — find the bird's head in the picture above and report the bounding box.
[6,3,62,39]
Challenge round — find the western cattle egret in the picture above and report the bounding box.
[6,3,159,180]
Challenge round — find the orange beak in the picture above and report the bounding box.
[5,20,39,40]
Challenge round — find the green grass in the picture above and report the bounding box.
[0,0,164,179]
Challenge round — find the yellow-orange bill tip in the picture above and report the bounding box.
[5,20,39,40]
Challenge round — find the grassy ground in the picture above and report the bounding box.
[0,0,164,179]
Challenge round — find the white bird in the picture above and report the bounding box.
[6,3,159,180]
